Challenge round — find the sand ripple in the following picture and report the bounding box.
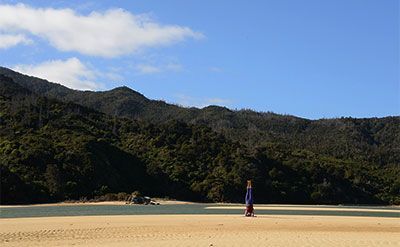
[1,215,399,246]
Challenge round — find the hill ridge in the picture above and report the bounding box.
[1,67,399,167]
[0,69,399,205]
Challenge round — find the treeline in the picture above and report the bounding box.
[1,76,399,205]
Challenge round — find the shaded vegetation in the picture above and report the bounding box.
[1,67,398,167]
[0,69,399,205]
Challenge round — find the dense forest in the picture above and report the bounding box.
[0,67,399,205]
[1,67,398,168]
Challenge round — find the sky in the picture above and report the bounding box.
[0,0,398,119]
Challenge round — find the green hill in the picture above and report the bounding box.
[1,67,398,167]
[0,68,399,204]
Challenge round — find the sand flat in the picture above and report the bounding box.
[1,214,399,247]
[206,206,400,213]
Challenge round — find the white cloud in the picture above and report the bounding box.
[135,62,182,74]
[0,33,32,49]
[0,3,203,57]
[13,57,101,90]
[175,94,232,108]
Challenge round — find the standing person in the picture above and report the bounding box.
[244,180,255,217]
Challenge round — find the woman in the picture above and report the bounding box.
[244,180,255,217]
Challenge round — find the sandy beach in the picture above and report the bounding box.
[1,213,399,247]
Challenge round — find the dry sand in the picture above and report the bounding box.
[1,214,399,247]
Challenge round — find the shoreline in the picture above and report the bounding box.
[206,206,400,213]
[0,199,195,208]
[1,201,398,208]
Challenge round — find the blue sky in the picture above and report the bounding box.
[0,0,398,119]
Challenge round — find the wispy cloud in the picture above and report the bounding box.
[13,57,102,90]
[0,3,203,57]
[0,33,32,49]
[209,66,223,73]
[135,64,162,74]
[164,63,183,72]
[102,71,124,82]
[206,98,232,105]
[135,62,182,74]
[175,94,232,108]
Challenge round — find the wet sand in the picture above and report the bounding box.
[1,214,399,246]
[206,206,400,213]
[0,199,193,208]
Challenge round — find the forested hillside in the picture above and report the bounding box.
[0,69,399,205]
[1,67,398,168]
